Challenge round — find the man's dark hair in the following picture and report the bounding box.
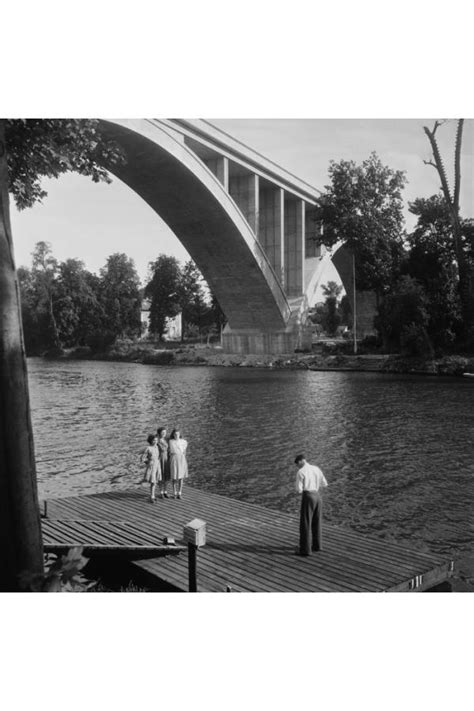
[294,454,306,464]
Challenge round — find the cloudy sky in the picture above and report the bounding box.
[10,118,473,282]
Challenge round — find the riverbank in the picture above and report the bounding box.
[56,342,474,377]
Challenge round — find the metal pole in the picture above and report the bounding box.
[188,542,197,592]
[352,251,357,355]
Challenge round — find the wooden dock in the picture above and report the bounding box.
[42,486,453,592]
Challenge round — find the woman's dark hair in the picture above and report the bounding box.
[157,427,167,437]
[147,433,157,445]
[294,454,306,464]
[170,429,180,439]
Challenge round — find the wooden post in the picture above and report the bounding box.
[352,251,358,355]
[188,542,197,592]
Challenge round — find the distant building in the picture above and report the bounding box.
[141,299,182,341]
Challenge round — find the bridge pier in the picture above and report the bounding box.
[222,298,312,355]
[222,327,312,355]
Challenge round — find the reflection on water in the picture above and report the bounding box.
[28,358,474,557]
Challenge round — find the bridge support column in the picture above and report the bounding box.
[205,156,229,190]
[259,187,285,286]
[305,207,321,258]
[229,174,259,236]
[285,198,305,297]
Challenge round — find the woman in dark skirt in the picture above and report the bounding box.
[157,426,171,498]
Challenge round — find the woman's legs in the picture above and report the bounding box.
[150,483,156,502]
[177,479,183,498]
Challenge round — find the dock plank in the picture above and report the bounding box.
[41,485,453,592]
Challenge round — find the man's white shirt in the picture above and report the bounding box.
[296,463,328,493]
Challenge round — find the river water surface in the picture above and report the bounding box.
[28,358,474,559]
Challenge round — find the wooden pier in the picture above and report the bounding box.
[41,486,453,592]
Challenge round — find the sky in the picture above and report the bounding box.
[9,118,473,284]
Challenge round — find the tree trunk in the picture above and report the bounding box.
[424,120,474,338]
[0,121,44,591]
[48,292,61,351]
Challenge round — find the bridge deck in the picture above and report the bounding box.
[42,487,452,592]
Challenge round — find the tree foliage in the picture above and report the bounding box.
[376,275,433,357]
[54,259,103,347]
[5,119,124,210]
[179,260,212,340]
[99,253,141,339]
[144,254,182,339]
[317,152,407,294]
[406,195,461,348]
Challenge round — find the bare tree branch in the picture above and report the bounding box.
[423,124,452,206]
[453,119,464,213]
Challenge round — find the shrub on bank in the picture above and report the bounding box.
[436,355,470,376]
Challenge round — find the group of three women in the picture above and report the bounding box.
[141,427,188,503]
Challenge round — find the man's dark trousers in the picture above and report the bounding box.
[299,491,322,555]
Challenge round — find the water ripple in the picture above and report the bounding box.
[27,359,474,558]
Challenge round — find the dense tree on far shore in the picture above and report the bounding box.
[54,258,104,348]
[317,152,407,297]
[99,253,141,340]
[376,275,433,357]
[179,260,209,341]
[144,254,182,339]
[406,195,462,349]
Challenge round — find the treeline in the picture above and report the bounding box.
[317,150,474,357]
[18,242,226,355]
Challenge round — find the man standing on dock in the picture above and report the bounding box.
[294,454,328,556]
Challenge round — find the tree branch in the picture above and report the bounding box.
[423,124,452,206]
[453,119,464,214]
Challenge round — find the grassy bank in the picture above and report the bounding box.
[58,340,474,377]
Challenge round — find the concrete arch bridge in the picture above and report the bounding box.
[99,119,375,354]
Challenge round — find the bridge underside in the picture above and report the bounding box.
[100,120,289,340]
[99,119,376,354]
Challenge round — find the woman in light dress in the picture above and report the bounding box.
[156,426,171,498]
[168,428,188,499]
[141,433,162,503]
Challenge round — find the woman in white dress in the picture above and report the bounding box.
[141,434,161,503]
[168,429,188,499]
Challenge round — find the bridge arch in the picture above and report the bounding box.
[98,119,290,332]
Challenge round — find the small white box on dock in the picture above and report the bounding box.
[183,518,207,547]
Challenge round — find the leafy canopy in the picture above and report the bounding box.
[5,119,124,209]
[317,152,407,293]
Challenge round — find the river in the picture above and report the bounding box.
[27,358,474,560]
